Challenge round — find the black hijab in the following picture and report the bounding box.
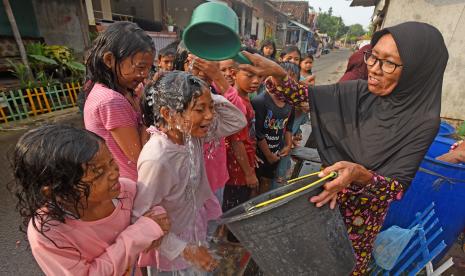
[310,22,448,189]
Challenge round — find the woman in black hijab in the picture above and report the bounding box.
[239,21,448,274]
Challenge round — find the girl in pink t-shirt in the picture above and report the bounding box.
[11,124,169,275]
[83,22,155,181]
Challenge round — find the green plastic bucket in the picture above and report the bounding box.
[183,2,250,63]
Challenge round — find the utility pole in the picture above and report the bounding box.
[2,0,33,81]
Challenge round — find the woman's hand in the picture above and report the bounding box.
[182,245,218,272]
[309,161,373,209]
[437,151,465,163]
[238,51,287,79]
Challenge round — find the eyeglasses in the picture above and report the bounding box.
[363,51,403,74]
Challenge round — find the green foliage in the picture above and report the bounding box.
[65,61,85,72]
[349,24,366,37]
[6,59,31,88]
[23,42,85,83]
[317,9,345,39]
[457,121,465,138]
[165,14,175,25]
[29,54,58,65]
[317,7,367,41]
[44,45,73,64]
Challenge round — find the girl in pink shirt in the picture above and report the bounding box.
[11,124,169,276]
[83,22,155,181]
[134,71,246,275]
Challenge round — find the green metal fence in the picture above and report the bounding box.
[0,82,81,124]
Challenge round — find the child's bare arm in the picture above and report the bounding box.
[231,140,258,187]
[205,94,247,141]
[258,138,280,164]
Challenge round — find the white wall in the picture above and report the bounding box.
[382,0,465,120]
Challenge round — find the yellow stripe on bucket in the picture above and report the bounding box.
[248,171,337,212]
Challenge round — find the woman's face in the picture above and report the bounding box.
[367,34,403,97]
[263,45,274,57]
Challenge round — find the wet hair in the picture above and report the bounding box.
[280,62,300,79]
[260,39,277,59]
[84,22,155,96]
[158,45,176,59]
[10,124,103,240]
[173,41,189,71]
[301,53,314,62]
[140,71,207,127]
[280,45,301,59]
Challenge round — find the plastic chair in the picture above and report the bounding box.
[372,202,454,275]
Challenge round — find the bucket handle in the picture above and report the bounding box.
[247,171,338,212]
[418,167,465,190]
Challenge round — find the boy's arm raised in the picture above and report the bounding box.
[205,94,246,142]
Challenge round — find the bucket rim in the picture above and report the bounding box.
[219,176,326,225]
[182,22,241,61]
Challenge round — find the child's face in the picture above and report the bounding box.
[263,45,274,57]
[301,57,313,72]
[180,88,214,138]
[158,54,174,72]
[235,70,263,94]
[117,51,154,91]
[298,102,310,113]
[80,143,120,205]
[282,51,301,65]
[219,59,237,86]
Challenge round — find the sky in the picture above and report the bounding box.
[309,0,375,29]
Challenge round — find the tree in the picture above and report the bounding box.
[2,0,33,81]
[348,24,366,38]
[316,7,346,40]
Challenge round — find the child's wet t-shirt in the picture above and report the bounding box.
[252,92,293,160]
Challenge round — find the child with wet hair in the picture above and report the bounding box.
[177,41,248,242]
[83,21,155,182]
[135,71,246,274]
[11,124,169,275]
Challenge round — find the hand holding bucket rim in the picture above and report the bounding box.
[310,161,374,209]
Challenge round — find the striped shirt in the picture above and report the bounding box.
[84,83,140,181]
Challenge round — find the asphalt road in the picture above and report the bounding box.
[0,49,352,275]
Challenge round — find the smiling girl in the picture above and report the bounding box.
[133,71,246,275]
[83,22,155,182]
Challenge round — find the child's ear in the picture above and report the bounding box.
[40,186,52,199]
[103,52,115,69]
[160,106,174,125]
